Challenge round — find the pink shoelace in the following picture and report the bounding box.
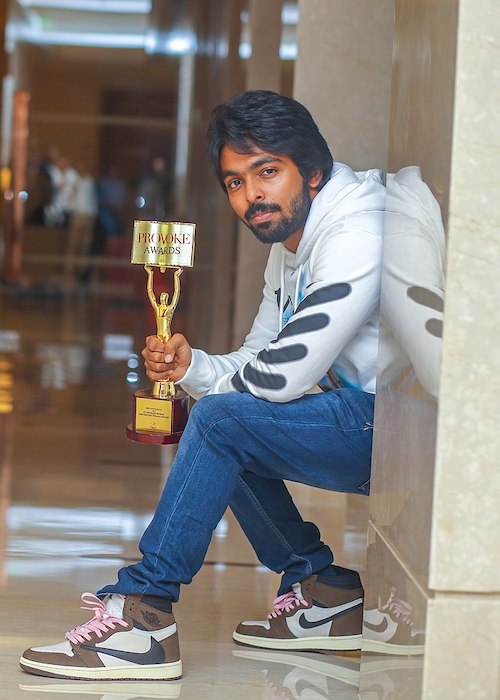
[267,591,308,620]
[65,592,129,644]
[381,587,413,625]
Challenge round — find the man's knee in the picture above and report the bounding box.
[187,391,249,427]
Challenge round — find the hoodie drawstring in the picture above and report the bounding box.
[278,262,285,332]
[294,264,303,311]
[278,258,304,332]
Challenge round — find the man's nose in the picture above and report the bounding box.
[245,179,264,203]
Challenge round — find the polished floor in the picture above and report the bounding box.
[0,281,422,699]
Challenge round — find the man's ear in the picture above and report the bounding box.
[308,169,323,190]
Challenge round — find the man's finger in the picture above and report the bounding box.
[146,335,166,352]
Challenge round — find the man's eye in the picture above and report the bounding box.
[262,167,277,176]
[227,179,241,190]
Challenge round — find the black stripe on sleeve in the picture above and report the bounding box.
[425,318,443,338]
[277,313,330,340]
[243,364,287,390]
[231,371,248,393]
[407,286,444,312]
[256,344,308,364]
[296,283,352,313]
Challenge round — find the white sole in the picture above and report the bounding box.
[362,639,425,656]
[232,648,360,686]
[232,631,362,651]
[360,656,424,673]
[19,656,182,681]
[18,681,182,697]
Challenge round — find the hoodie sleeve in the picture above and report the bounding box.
[178,247,282,400]
[180,215,382,402]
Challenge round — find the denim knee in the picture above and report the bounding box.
[188,392,248,426]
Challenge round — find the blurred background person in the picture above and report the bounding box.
[44,154,78,228]
[94,164,127,252]
[136,155,172,221]
[63,165,98,291]
[25,147,57,226]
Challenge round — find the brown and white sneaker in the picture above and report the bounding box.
[362,587,425,655]
[19,593,182,681]
[233,574,364,652]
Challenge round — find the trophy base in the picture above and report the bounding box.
[126,424,184,445]
[126,388,189,445]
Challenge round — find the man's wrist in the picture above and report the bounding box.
[176,351,195,385]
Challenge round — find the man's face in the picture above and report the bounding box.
[220,146,321,251]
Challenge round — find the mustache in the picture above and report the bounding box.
[245,201,282,220]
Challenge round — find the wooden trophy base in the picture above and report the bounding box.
[126,388,189,445]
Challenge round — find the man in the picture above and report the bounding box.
[20,91,384,681]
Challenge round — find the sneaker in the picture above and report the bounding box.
[233,574,364,652]
[19,593,182,681]
[362,587,425,655]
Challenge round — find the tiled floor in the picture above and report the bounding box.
[0,284,422,699]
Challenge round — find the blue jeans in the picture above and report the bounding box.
[98,388,374,602]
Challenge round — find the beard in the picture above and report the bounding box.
[244,180,312,244]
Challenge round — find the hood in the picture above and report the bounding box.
[386,166,445,249]
[292,162,385,269]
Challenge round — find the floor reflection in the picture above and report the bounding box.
[0,285,418,698]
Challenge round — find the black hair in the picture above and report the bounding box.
[207,90,333,192]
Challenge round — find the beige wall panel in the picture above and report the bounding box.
[370,384,439,586]
[294,0,394,172]
[388,0,458,222]
[430,0,500,592]
[370,0,500,693]
[422,595,500,698]
[370,0,458,590]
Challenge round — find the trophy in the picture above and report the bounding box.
[126,220,196,445]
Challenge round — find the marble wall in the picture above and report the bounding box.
[295,0,394,173]
[295,0,500,696]
[422,0,500,695]
[367,0,457,621]
[430,0,500,594]
[366,0,500,697]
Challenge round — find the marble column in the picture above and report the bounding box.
[424,0,500,695]
[230,0,284,347]
[0,1,7,120]
[362,0,500,697]
[294,0,394,172]
[185,0,245,351]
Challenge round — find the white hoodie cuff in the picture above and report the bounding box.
[178,348,217,399]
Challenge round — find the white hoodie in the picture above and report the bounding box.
[180,162,385,402]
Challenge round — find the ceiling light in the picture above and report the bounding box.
[18,0,151,13]
[145,28,197,56]
[11,23,145,48]
[282,3,299,25]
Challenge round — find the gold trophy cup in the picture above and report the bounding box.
[126,220,195,445]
